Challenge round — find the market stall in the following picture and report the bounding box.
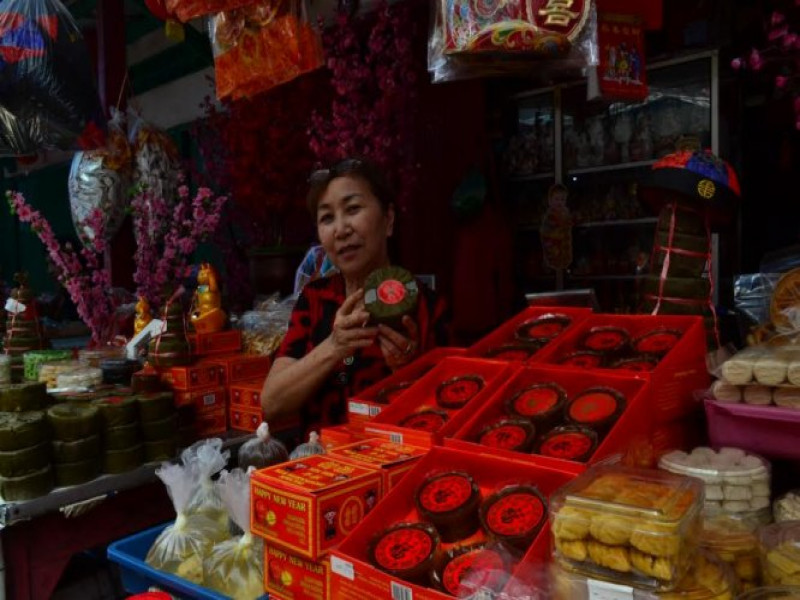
[1,0,799,598]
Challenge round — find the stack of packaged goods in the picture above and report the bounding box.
[137,392,177,465]
[0,381,53,500]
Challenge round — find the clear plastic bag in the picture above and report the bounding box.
[238,422,289,470]
[145,462,228,581]
[427,0,599,84]
[180,438,230,533]
[289,431,325,460]
[203,468,264,600]
[0,0,107,156]
[239,294,296,356]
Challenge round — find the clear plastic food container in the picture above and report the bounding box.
[736,586,800,599]
[551,549,735,600]
[78,346,125,368]
[702,512,764,591]
[22,349,73,381]
[37,360,82,389]
[55,367,103,391]
[759,522,800,587]
[659,447,771,516]
[550,464,704,591]
[775,492,800,524]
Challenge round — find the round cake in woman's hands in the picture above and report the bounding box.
[364,266,419,330]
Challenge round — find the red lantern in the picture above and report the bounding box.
[144,0,172,21]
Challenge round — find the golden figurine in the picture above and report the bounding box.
[134,296,153,336]
[190,263,226,334]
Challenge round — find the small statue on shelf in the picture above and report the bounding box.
[133,296,153,337]
[190,263,226,334]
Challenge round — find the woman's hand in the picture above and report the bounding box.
[329,289,379,359]
[378,315,420,371]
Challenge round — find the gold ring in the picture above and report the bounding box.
[404,343,414,356]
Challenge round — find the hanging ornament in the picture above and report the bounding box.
[67,108,132,242]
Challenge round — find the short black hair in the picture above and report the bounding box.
[306,157,396,216]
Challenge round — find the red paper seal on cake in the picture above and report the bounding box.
[484,343,540,361]
[477,418,536,453]
[375,381,415,405]
[436,375,485,409]
[566,386,626,432]
[632,328,683,356]
[610,356,658,372]
[505,382,567,428]
[479,484,548,550]
[430,543,508,596]
[578,326,631,353]
[369,521,440,583]
[557,350,604,369]
[514,313,572,344]
[536,425,598,462]
[416,471,481,542]
[399,408,449,432]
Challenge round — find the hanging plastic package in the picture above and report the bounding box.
[68,107,132,242]
[203,468,264,600]
[428,0,599,83]
[145,462,229,582]
[0,0,107,157]
[289,431,325,460]
[209,0,323,101]
[180,438,230,534]
[238,422,289,470]
[166,0,258,22]
[127,109,180,240]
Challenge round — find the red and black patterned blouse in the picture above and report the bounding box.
[275,273,449,434]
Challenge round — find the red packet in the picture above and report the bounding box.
[597,13,648,101]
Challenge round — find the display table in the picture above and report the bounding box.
[0,431,254,600]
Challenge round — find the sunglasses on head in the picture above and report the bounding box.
[308,158,364,185]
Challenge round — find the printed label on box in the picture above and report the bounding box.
[587,579,634,600]
[349,402,369,416]
[330,556,354,581]
[266,542,329,600]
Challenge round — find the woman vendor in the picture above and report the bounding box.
[261,158,449,434]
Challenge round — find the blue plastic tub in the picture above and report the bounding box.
[107,522,268,599]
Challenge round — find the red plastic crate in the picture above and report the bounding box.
[346,347,465,429]
[363,357,514,447]
[466,306,592,363]
[534,314,709,422]
[328,446,582,600]
[446,365,650,466]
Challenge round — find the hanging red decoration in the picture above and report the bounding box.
[145,0,173,21]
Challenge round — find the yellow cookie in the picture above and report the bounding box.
[586,540,632,573]
[590,514,635,546]
[555,538,588,562]
[553,506,591,541]
[630,548,674,581]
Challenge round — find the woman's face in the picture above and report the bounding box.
[316,175,394,280]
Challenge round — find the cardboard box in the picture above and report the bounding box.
[329,439,428,492]
[162,363,220,391]
[229,378,265,409]
[466,306,593,363]
[195,408,227,438]
[445,365,650,467]
[319,425,369,451]
[346,347,466,429]
[203,353,271,385]
[188,329,243,356]
[329,446,582,600]
[534,314,710,422]
[363,356,513,447]
[173,385,227,410]
[251,455,382,560]
[229,405,301,434]
[266,545,329,600]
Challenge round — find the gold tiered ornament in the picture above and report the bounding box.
[190,263,226,334]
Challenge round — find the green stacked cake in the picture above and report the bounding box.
[136,392,177,463]
[3,275,46,383]
[148,302,192,368]
[47,404,102,486]
[0,411,54,500]
[95,395,145,474]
